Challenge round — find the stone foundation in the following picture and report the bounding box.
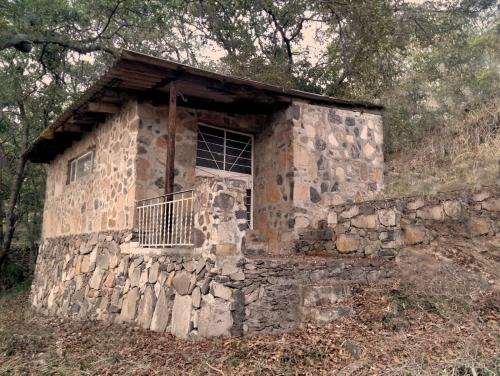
[31,230,392,338]
[32,186,499,338]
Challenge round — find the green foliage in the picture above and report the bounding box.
[0,0,498,269]
[0,253,33,293]
[383,16,499,153]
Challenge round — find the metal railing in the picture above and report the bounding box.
[136,190,194,247]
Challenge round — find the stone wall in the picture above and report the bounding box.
[134,100,384,254]
[31,231,392,339]
[42,101,139,238]
[193,176,248,255]
[290,102,384,236]
[293,186,499,257]
[250,101,384,253]
[135,102,267,201]
[32,187,498,339]
[253,107,295,250]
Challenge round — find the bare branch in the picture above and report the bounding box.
[0,32,118,56]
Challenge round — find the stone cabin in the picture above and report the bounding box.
[27,50,388,338]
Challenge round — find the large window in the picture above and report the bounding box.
[196,124,253,228]
[196,125,252,175]
[68,149,95,184]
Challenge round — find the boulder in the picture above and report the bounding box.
[183,261,197,273]
[150,287,171,332]
[129,267,141,287]
[378,209,396,227]
[401,225,425,245]
[79,244,92,255]
[443,201,462,219]
[171,295,192,338]
[221,259,239,276]
[212,282,232,300]
[89,267,105,290]
[96,250,110,270]
[244,288,260,305]
[472,191,490,202]
[173,270,191,295]
[148,262,159,284]
[340,206,359,219]
[158,271,168,286]
[327,212,338,225]
[229,271,245,281]
[335,234,359,253]
[120,287,139,322]
[195,259,206,274]
[103,271,115,288]
[166,271,175,287]
[198,298,233,337]
[417,205,444,221]
[406,199,424,210]
[363,244,379,256]
[137,285,156,329]
[89,247,98,272]
[344,340,363,360]
[466,217,491,236]
[351,214,378,229]
[80,255,91,273]
[109,254,120,269]
[88,233,99,246]
[192,286,201,308]
[139,269,149,287]
[482,198,500,212]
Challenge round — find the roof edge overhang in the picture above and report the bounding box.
[24,49,383,163]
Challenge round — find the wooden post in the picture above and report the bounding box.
[165,83,177,195]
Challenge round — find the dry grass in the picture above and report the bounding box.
[384,99,500,197]
[1,237,499,375]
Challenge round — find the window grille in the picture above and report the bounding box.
[196,125,253,228]
[196,125,252,175]
[68,149,94,183]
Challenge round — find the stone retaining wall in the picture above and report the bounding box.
[31,231,392,339]
[294,186,499,257]
[32,186,499,339]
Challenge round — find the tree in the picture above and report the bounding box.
[0,0,199,269]
[0,0,498,271]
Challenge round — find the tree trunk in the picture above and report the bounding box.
[0,100,30,268]
[0,155,27,267]
[0,155,4,251]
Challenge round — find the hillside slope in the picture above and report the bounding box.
[1,236,498,375]
[385,100,500,197]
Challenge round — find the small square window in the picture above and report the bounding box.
[68,149,95,184]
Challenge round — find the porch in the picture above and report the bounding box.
[135,176,250,255]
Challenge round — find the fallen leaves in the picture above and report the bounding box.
[1,237,499,375]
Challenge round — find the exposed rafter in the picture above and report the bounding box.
[24,49,383,163]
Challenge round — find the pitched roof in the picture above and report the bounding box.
[25,49,383,163]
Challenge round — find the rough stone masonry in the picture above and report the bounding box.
[32,186,498,339]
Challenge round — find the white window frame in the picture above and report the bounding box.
[195,123,254,229]
[68,149,95,184]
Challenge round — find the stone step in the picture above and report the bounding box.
[245,240,268,250]
[302,306,354,325]
[243,229,270,256]
[301,285,352,307]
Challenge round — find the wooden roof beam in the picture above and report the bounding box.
[87,102,121,114]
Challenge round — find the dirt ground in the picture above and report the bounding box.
[1,237,499,375]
